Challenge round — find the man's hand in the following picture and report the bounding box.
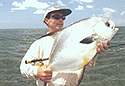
[36,68,52,83]
[86,40,110,70]
[96,40,110,53]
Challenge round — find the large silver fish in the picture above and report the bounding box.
[48,16,119,71]
[25,16,119,86]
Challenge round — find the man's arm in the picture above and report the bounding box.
[20,40,52,82]
[20,41,40,78]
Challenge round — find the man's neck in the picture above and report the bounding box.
[48,28,61,33]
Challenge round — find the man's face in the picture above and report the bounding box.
[45,12,65,29]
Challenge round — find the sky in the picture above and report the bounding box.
[0,0,125,29]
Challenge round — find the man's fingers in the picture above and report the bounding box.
[96,39,111,53]
[40,76,52,82]
[96,43,105,53]
[102,40,110,49]
[40,72,52,77]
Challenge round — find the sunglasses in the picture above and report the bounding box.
[50,14,66,20]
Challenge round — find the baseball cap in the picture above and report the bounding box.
[43,5,72,21]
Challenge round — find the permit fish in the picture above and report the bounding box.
[48,16,119,71]
[25,16,119,86]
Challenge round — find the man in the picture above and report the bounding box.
[20,5,109,86]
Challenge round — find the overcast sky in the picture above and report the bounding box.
[0,0,125,29]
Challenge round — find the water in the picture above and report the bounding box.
[0,27,125,86]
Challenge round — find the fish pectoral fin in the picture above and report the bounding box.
[80,36,94,44]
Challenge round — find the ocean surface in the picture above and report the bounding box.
[0,27,125,86]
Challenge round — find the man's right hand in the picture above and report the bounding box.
[36,68,52,83]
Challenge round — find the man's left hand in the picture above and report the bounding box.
[96,40,110,53]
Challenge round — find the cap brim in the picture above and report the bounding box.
[49,9,72,16]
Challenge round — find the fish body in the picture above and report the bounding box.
[48,17,119,71]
